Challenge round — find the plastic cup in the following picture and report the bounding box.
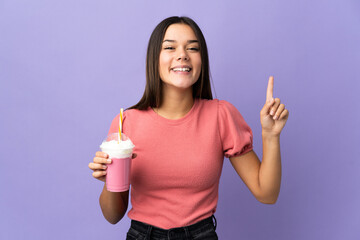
[99,133,135,192]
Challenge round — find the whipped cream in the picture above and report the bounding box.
[100,139,135,158]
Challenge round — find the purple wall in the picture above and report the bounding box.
[1,0,359,239]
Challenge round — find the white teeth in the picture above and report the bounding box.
[172,68,190,72]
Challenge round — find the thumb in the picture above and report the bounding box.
[260,98,274,117]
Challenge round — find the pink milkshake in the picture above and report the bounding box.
[100,133,135,192]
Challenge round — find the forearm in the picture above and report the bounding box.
[99,184,129,224]
[258,132,281,203]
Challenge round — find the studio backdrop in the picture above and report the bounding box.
[1,0,359,239]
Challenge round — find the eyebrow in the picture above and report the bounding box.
[163,39,199,43]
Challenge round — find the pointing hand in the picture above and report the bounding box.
[260,76,289,136]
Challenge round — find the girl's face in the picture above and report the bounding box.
[159,24,202,92]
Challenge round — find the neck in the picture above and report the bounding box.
[154,85,194,120]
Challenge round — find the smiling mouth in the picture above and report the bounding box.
[171,67,191,72]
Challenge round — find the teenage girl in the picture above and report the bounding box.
[88,16,289,240]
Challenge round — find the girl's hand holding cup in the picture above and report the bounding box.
[89,151,111,182]
[88,151,137,183]
[91,110,135,190]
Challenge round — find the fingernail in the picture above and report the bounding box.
[102,165,107,169]
[273,115,278,120]
[270,110,274,115]
[107,159,111,163]
[103,153,108,158]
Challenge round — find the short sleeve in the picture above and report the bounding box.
[218,100,253,158]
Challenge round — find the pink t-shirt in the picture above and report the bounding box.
[108,99,253,229]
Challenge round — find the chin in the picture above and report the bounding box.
[165,80,197,90]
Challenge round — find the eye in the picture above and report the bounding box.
[164,46,175,50]
[187,47,199,51]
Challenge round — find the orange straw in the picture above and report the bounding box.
[118,108,123,143]
[118,114,121,144]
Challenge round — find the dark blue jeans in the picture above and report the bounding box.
[126,215,218,240]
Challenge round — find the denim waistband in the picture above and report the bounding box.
[129,215,217,240]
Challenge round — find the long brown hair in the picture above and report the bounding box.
[129,16,213,110]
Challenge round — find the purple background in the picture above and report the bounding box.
[1,0,359,239]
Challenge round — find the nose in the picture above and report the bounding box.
[177,48,189,61]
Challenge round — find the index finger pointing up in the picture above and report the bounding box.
[266,76,274,102]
